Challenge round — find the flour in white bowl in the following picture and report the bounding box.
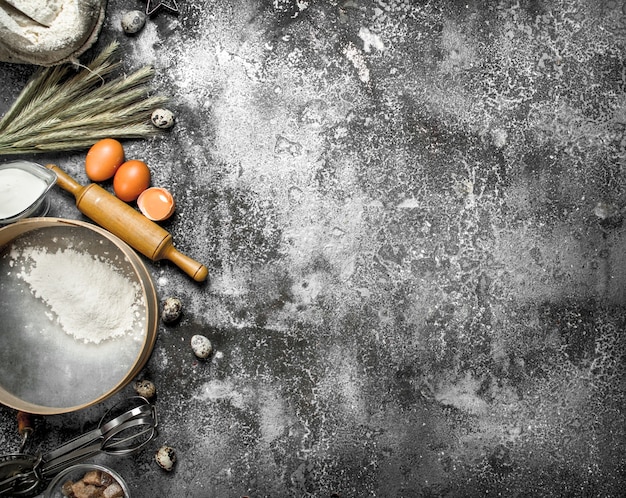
[12,246,141,344]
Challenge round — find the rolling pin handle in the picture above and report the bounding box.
[164,246,209,282]
[45,164,84,196]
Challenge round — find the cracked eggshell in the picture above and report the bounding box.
[191,334,213,359]
[155,446,176,471]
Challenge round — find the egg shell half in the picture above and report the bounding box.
[137,187,175,221]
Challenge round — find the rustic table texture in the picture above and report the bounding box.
[1,1,626,497]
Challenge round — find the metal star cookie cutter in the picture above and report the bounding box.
[146,0,179,16]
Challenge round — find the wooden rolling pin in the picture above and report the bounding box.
[46,164,208,282]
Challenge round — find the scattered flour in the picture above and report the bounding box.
[343,41,370,84]
[12,246,141,344]
[358,27,386,53]
[194,379,246,409]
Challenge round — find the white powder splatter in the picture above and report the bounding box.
[12,246,141,344]
[358,27,385,53]
[343,42,370,83]
[195,379,245,408]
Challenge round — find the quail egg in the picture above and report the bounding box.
[121,10,146,34]
[133,379,156,399]
[162,297,182,324]
[191,334,212,359]
[151,108,175,129]
[155,446,176,471]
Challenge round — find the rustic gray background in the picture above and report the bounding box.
[1,0,626,496]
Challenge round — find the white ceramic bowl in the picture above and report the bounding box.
[0,161,56,224]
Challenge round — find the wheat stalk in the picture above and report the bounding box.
[0,41,167,155]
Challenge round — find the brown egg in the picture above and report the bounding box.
[113,159,150,202]
[85,138,125,181]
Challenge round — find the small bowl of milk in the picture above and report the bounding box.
[0,161,57,224]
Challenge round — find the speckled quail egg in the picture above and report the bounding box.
[151,108,175,129]
[191,334,213,359]
[155,446,176,471]
[121,10,146,34]
[133,379,156,399]
[161,297,182,324]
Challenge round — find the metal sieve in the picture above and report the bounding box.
[0,218,158,415]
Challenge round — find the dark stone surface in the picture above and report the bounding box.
[1,0,626,496]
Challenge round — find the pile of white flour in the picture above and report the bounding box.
[11,246,140,344]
